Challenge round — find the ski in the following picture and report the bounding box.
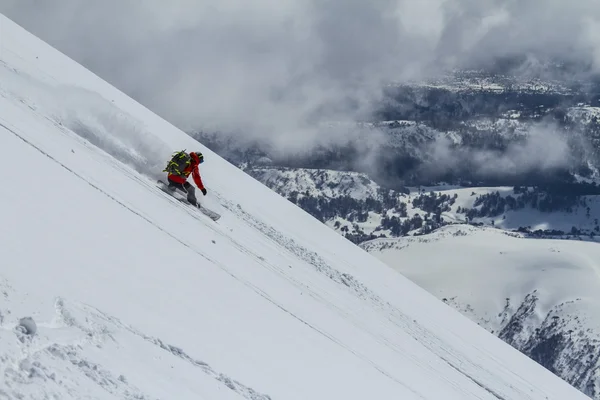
[156,180,221,221]
[196,204,221,221]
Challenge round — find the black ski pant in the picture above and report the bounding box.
[167,178,197,206]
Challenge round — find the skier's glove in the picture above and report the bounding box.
[201,188,207,196]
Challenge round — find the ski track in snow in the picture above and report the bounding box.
[57,299,273,400]
[1,296,272,400]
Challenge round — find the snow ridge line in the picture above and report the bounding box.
[56,298,273,400]
[442,358,509,400]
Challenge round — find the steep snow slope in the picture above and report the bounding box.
[363,225,600,398]
[0,14,590,400]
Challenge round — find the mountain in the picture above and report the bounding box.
[242,166,600,243]
[0,13,587,400]
[361,224,600,398]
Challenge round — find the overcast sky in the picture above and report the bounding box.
[2,0,600,152]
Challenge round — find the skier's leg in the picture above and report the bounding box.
[183,182,198,206]
[167,179,185,193]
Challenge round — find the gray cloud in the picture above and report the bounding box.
[2,0,600,155]
[433,123,571,176]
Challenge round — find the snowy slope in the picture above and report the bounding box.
[363,225,600,397]
[0,14,590,400]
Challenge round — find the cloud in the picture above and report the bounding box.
[2,0,600,156]
[418,120,575,184]
[474,124,572,176]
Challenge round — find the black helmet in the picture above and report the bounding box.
[190,151,204,164]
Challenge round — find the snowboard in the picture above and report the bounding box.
[157,180,221,221]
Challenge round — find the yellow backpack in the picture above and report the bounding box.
[163,150,191,177]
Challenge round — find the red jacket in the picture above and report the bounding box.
[168,154,205,190]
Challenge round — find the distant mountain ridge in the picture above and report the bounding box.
[243,166,600,244]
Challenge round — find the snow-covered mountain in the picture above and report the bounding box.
[247,167,382,200]
[245,166,600,244]
[0,13,588,400]
[362,225,600,398]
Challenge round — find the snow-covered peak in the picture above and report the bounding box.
[248,167,382,200]
[0,13,590,400]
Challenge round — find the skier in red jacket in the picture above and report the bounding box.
[166,151,207,207]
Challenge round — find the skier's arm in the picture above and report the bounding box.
[192,166,206,194]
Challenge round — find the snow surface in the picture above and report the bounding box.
[0,14,590,400]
